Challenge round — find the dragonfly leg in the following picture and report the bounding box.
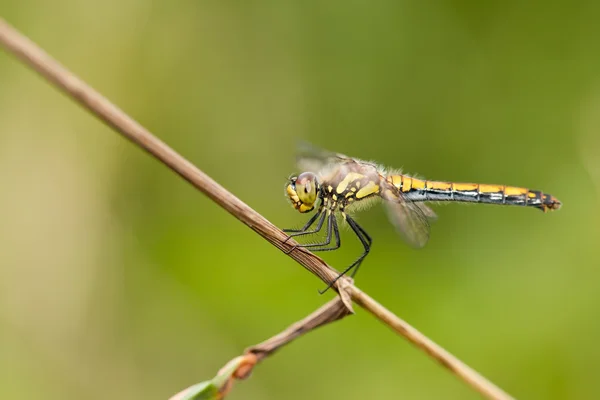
[282,209,326,245]
[344,216,371,278]
[284,212,339,254]
[306,214,340,252]
[283,207,323,234]
[348,219,372,279]
[319,214,371,294]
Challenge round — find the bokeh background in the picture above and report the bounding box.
[1,2,599,399]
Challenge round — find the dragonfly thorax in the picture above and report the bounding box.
[286,172,320,213]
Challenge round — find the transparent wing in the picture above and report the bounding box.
[295,141,351,172]
[382,191,437,249]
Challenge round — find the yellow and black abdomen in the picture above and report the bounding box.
[386,175,561,212]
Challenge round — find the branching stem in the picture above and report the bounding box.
[0,17,513,400]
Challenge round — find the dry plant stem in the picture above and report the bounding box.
[246,297,352,363]
[213,297,352,400]
[0,18,514,400]
[209,297,352,399]
[0,18,339,289]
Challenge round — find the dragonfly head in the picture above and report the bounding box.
[286,172,320,213]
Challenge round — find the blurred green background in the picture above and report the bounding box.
[1,1,599,399]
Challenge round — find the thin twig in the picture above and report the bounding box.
[0,17,514,400]
[245,297,352,362]
[170,298,352,399]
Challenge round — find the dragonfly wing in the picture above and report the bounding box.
[296,141,351,172]
[383,194,436,248]
[415,202,437,221]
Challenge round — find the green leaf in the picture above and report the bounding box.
[170,356,247,400]
[169,381,220,400]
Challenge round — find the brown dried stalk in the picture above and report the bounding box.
[246,297,353,362]
[170,298,352,399]
[0,17,514,400]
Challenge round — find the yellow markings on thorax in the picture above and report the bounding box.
[356,181,380,199]
[336,172,364,194]
[527,191,537,198]
[505,186,528,196]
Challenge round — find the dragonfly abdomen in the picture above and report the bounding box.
[386,175,561,212]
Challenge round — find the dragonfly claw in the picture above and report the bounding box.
[284,244,298,255]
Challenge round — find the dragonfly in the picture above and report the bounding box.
[283,143,561,292]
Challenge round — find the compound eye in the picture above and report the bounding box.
[295,172,318,206]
